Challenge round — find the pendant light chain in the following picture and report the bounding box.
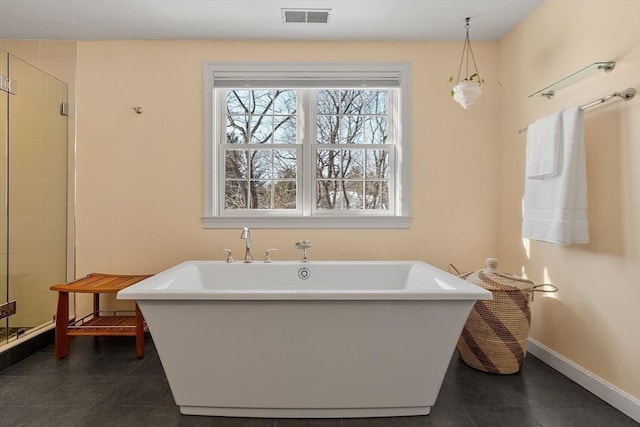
[455,17,481,84]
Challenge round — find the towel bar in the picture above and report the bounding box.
[517,88,636,134]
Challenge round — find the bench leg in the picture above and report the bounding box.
[55,292,70,358]
[135,303,145,358]
[93,293,100,317]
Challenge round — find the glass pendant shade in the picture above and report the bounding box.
[453,81,482,109]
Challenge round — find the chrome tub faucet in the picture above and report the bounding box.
[241,227,253,263]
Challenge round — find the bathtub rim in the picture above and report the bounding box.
[117,260,492,301]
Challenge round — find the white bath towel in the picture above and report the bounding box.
[522,107,589,245]
[525,111,562,179]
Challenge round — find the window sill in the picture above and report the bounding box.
[202,216,411,229]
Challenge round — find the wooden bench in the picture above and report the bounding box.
[50,273,152,358]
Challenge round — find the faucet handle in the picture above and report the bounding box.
[264,248,278,263]
[218,248,233,263]
[295,240,311,249]
[295,241,311,263]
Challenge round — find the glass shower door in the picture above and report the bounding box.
[6,53,68,341]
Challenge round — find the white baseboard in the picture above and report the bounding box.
[528,338,640,424]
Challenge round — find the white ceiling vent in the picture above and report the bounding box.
[282,9,331,24]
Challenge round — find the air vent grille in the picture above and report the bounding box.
[282,9,331,24]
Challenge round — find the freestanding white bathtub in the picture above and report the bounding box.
[117,260,491,418]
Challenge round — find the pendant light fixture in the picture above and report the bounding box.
[451,17,483,109]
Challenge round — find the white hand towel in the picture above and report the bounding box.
[522,107,589,245]
[525,112,562,179]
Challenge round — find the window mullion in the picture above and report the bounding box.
[388,88,399,215]
[301,89,315,217]
[216,90,226,215]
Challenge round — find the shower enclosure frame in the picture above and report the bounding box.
[0,47,70,353]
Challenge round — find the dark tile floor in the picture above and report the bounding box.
[0,336,637,427]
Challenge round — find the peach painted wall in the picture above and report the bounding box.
[75,40,500,279]
[498,1,640,401]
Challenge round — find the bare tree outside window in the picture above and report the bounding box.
[316,89,390,211]
[223,88,391,213]
[224,90,297,210]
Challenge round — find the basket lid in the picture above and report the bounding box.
[461,258,534,291]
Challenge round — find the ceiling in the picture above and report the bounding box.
[0,0,543,41]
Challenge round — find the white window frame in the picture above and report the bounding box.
[202,62,412,229]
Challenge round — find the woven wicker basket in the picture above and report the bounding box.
[455,258,535,374]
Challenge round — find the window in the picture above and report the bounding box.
[203,63,411,228]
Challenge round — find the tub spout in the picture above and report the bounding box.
[241,227,253,263]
